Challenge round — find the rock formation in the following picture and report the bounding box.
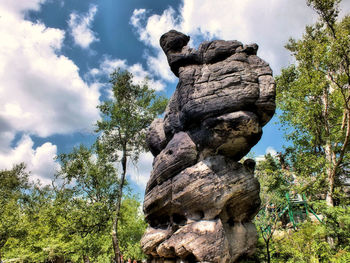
[141,30,275,262]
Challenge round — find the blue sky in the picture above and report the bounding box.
[1,0,349,198]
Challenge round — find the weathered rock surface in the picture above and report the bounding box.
[146,131,197,192]
[147,118,167,157]
[143,156,260,226]
[142,30,275,262]
[189,111,262,161]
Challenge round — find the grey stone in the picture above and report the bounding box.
[156,220,230,262]
[143,219,257,262]
[200,40,243,64]
[146,132,197,193]
[163,87,183,141]
[256,74,276,126]
[189,111,262,161]
[147,118,167,157]
[160,30,190,54]
[141,227,173,257]
[143,179,172,227]
[142,30,275,262]
[143,156,260,225]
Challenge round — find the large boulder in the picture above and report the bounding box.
[142,30,275,262]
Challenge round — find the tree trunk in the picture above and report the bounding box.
[321,88,336,207]
[83,255,91,263]
[112,149,127,263]
[54,256,65,263]
[325,143,335,207]
[266,240,270,263]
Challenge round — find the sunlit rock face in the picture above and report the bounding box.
[142,30,275,263]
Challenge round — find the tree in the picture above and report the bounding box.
[256,153,292,207]
[4,185,62,262]
[4,144,118,263]
[118,197,147,260]
[0,163,29,261]
[255,154,292,263]
[96,69,168,263]
[276,0,350,207]
[253,152,350,261]
[55,143,119,262]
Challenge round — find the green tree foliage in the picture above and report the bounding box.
[254,154,292,262]
[118,198,147,260]
[3,144,148,262]
[254,153,350,262]
[254,2,350,260]
[4,185,68,262]
[273,222,333,262]
[271,217,350,262]
[2,71,166,263]
[276,0,350,207]
[256,153,292,207]
[3,188,147,263]
[96,69,168,262]
[0,163,29,261]
[54,143,119,262]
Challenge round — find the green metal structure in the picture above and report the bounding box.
[285,192,323,228]
[259,192,323,237]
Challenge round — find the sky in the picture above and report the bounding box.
[1,0,350,198]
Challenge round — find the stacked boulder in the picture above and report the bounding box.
[141,30,275,262]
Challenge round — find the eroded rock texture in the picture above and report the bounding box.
[141,30,275,262]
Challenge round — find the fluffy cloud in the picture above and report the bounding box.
[265,146,278,157]
[145,50,176,82]
[0,0,46,16]
[130,8,177,82]
[131,8,179,48]
[68,5,99,49]
[0,2,100,184]
[131,0,350,77]
[127,152,153,188]
[89,57,165,91]
[0,135,60,185]
[0,4,100,139]
[256,146,278,162]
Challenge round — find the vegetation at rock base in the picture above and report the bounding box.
[251,1,350,262]
[1,146,147,262]
[0,163,30,262]
[251,153,350,263]
[1,69,166,263]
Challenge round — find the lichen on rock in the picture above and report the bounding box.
[141,30,276,263]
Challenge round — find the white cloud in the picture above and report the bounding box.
[0,1,101,184]
[89,57,165,91]
[131,0,350,77]
[127,151,153,188]
[265,146,277,157]
[0,135,60,185]
[0,5,100,139]
[99,58,127,74]
[0,0,46,16]
[130,9,146,30]
[131,7,179,48]
[255,146,278,162]
[128,63,165,91]
[130,8,178,82]
[146,50,176,82]
[68,5,99,49]
[0,131,15,153]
